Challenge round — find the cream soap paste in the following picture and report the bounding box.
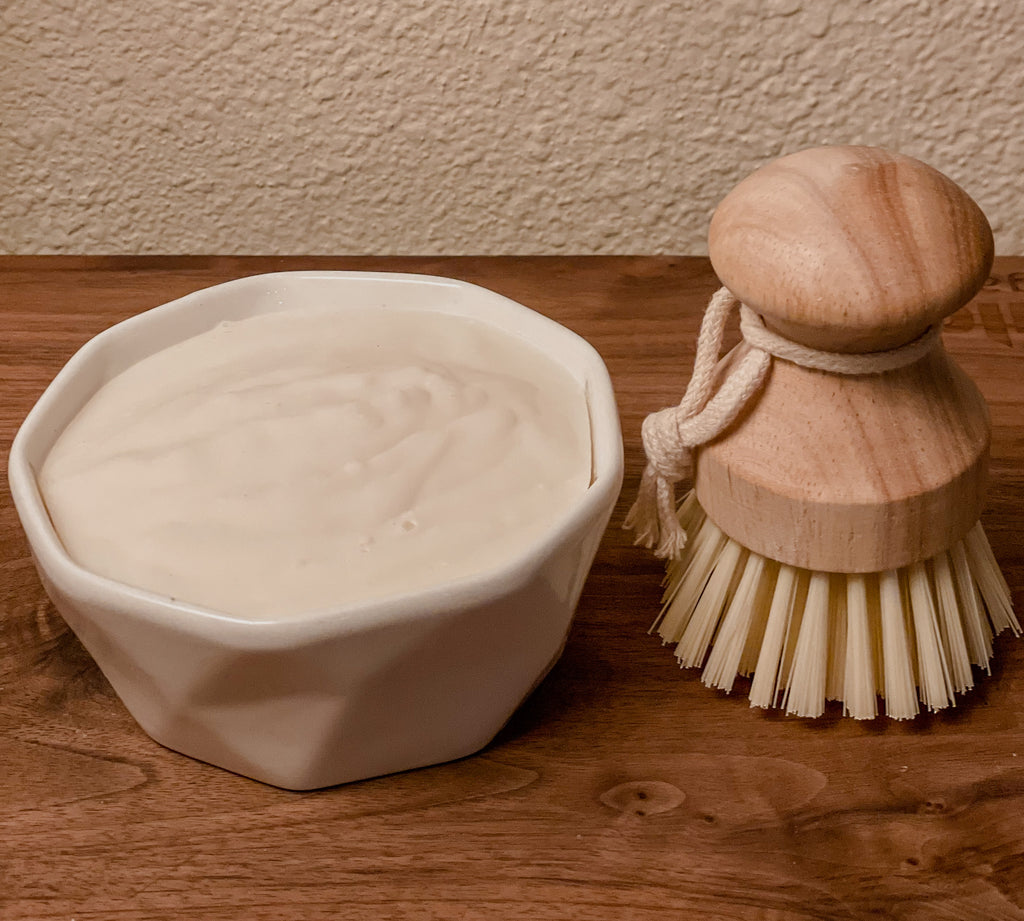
[39,307,592,619]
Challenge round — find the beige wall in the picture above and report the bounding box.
[3,0,1023,255]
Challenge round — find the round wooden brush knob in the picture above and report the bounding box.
[695,146,993,573]
[708,146,993,352]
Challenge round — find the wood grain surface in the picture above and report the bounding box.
[695,340,992,572]
[707,146,994,352]
[2,256,1023,921]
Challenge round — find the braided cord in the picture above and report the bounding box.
[625,288,940,559]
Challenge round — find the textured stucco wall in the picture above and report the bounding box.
[3,0,1023,254]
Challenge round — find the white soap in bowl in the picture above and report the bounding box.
[9,271,623,789]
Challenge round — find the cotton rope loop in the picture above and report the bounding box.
[625,287,942,560]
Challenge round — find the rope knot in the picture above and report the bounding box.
[641,408,695,482]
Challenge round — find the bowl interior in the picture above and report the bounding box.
[11,272,623,633]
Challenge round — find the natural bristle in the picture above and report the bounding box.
[657,492,1020,719]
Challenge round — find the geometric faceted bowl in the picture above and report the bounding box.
[9,272,623,789]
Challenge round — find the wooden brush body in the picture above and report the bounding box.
[694,341,990,572]
[700,145,995,574]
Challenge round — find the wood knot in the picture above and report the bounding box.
[917,797,949,816]
[599,781,685,817]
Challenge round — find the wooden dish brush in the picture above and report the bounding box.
[627,145,1019,720]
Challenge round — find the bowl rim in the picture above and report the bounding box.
[9,270,624,645]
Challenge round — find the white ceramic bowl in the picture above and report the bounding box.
[9,271,622,789]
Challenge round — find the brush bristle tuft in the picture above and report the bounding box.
[656,493,1020,719]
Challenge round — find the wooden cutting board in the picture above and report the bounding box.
[2,255,1023,921]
